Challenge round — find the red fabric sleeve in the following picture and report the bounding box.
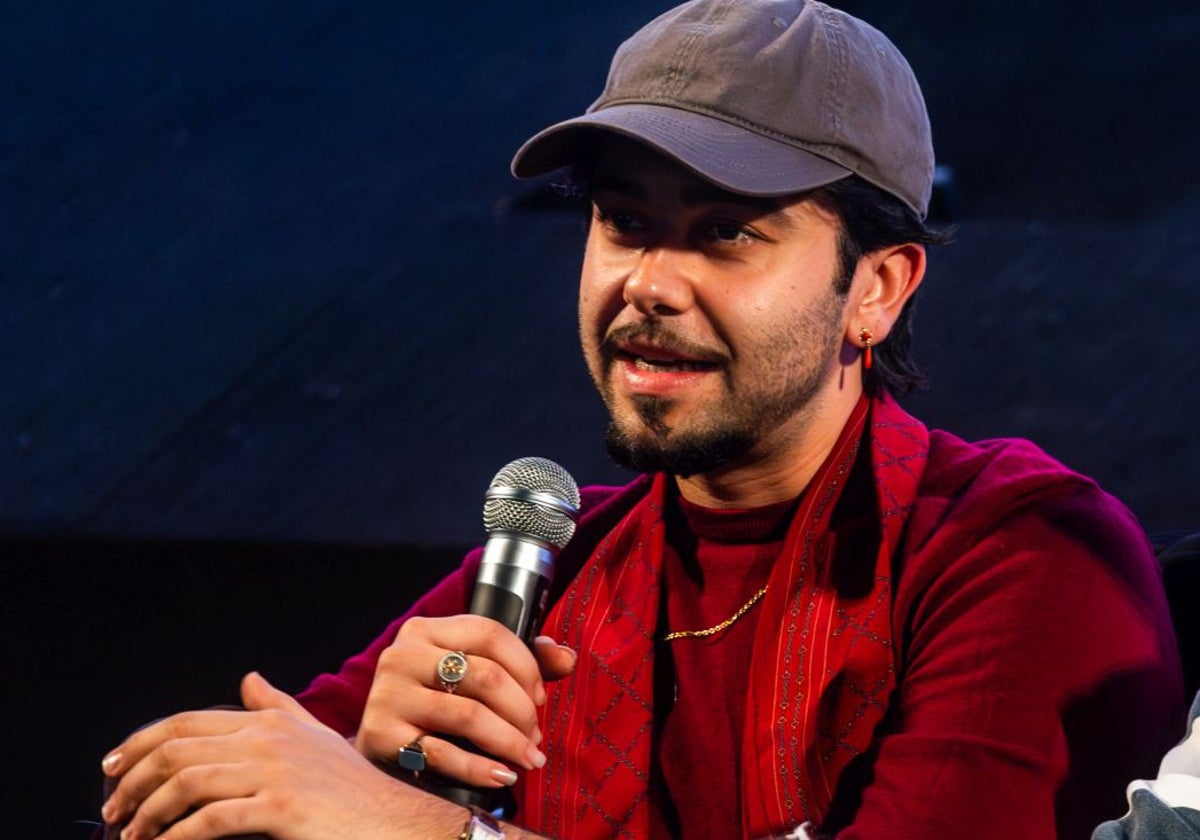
[833,436,1184,839]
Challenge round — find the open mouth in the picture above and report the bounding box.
[602,328,727,378]
[629,355,717,373]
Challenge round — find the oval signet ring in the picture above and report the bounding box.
[436,650,469,693]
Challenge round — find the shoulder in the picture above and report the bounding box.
[892,426,1181,704]
[893,425,1180,695]
[917,430,1116,528]
[903,429,1157,591]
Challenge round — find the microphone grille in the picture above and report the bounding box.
[483,457,581,550]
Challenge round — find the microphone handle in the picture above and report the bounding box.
[470,572,552,646]
[423,545,554,811]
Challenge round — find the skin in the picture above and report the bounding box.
[580,137,926,507]
[99,137,925,839]
[100,672,552,840]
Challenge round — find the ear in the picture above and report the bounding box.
[846,242,926,344]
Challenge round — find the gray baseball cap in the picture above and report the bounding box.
[511,0,935,219]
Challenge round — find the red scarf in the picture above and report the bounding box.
[517,395,929,838]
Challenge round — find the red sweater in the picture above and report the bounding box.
[297,425,1183,839]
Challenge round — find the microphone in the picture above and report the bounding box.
[428,456,580,810]
[470,456,581,645]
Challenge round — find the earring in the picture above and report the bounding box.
[859,327,873,371]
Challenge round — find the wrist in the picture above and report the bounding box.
[458,805,504,840]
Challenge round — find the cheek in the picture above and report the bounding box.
[578,249,628,338]
[576,266,611,378]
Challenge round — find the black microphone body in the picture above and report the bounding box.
[427,457,580,812]
[469,533,555,647]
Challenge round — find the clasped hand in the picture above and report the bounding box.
[99,616,576,839]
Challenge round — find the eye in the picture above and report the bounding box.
[702,221,757,247]
[593,205,647,238]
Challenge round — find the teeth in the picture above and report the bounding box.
[634,357,709,372]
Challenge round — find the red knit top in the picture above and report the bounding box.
[655,496,795,839]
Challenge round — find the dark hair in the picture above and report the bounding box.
[813,175,955,396]
[556,163,953,396]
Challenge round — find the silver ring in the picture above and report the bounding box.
[397,735,427,779]
[436,650,468,693]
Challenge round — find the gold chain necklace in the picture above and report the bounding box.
[662,585,769,642]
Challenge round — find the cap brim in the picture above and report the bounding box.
[511,103,852,198]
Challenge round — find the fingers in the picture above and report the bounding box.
[100,673,428,840]
[357,616,549,777]
[239,671,319,724]
[359,681,545,784]
[350,617,584,789]
[102,725,248,829]
[419,735,525,789]
[101,676,320,832]
[413,689,546,768]
[138,797,268,840]
[119,760,253,839]
[533,635,578,681]
[102,708,253,782]
[410,616,547,703]
[102,673,312,785]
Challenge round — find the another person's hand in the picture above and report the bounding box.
[354,615,577,789]
[100,672,430,840]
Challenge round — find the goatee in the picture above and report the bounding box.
[604,395,759,477]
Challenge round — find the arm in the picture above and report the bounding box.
[296,482,639,739]
[99,483,638,839]
[830,492,1184,839]
[100,672,560,840]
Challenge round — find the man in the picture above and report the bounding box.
[98,1,1184,838]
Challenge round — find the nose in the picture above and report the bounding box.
[623,248,695,316]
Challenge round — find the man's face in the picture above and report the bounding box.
[578,138,852,478]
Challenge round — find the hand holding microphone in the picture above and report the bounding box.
[354,458,580,803]
[427,457,580,808]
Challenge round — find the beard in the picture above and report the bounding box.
[603,397,761,477]
[599,288,847,478]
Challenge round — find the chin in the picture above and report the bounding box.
[604,418,757,478]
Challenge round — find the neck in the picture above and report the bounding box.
[675,384,866,509]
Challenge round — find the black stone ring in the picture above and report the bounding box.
[398,735,427,779]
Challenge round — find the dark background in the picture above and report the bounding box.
[2,1,1198,836]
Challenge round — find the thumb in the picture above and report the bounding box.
[533,635,578,682]
[239,671,319,723]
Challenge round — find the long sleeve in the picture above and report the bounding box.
[830,436,1185,839]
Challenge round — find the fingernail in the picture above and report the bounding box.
[535,684,547,706]
[490,767,519,786]
[527,745,547,769]
[100,796,115,823]
[532,725,543,746]
[102,752,121,775]
[559,645,578,663]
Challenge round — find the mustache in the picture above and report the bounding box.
[600,323,730,365]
